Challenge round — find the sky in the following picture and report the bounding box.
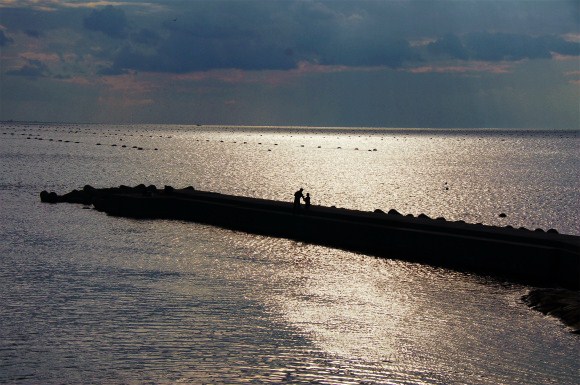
[0,0,578,128]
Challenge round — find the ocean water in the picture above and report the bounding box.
[0,123,578,384]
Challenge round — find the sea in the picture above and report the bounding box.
[0,122,578,384]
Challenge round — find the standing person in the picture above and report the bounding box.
[304,193,311,210]
[293,188,304,211]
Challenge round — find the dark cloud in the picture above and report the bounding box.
[101,2,425,74]
[0,30,14,46]
[538,35,580,56]
[427,34,469,60]
[465,33,553,61]
[24,30,42,38]
[0,6,83,33]
[131,28,160,45]
[92,1,579,75]
[427,32,580,61]
[83,5,128,38]
[107,30,297,73]
[6,59,50,78]
[3,1,577,76]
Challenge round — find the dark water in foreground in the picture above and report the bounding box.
[1,123,578,384]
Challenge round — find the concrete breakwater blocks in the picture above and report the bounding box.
[522,288,580,333]
[41,184,579,290]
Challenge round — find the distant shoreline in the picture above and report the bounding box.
[2,120,579,132]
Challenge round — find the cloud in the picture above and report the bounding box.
[0,29,13,46]
[3,1,579,77]
[466,33,553,61]
[2,1,579,128]
[103,25,298,74]
[24,29,42,38]
[130,28,159,45]
[407,62,513,75]
[427,34,469,60]
[426,32,580,62]
[83,5,127,38]
[99,2,423,74]
[6,59,50,78]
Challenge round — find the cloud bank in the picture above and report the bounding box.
[0,0,578,127]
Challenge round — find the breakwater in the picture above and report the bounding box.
[41,184,580,289]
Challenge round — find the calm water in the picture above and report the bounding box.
[0,123,578,384]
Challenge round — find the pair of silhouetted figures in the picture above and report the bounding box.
[293,188,311,211]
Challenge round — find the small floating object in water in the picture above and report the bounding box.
[499,213,507,218]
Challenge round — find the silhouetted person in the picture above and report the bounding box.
[304,193,311,210]
[293,188,304,211]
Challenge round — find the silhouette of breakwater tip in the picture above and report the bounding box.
[522,288,580,333]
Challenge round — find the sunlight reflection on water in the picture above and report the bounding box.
[0,123,578,384]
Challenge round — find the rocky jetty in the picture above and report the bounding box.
[523,288,580,333]
[41,185,580,289]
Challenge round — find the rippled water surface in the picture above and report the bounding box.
[1,123,579,384]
